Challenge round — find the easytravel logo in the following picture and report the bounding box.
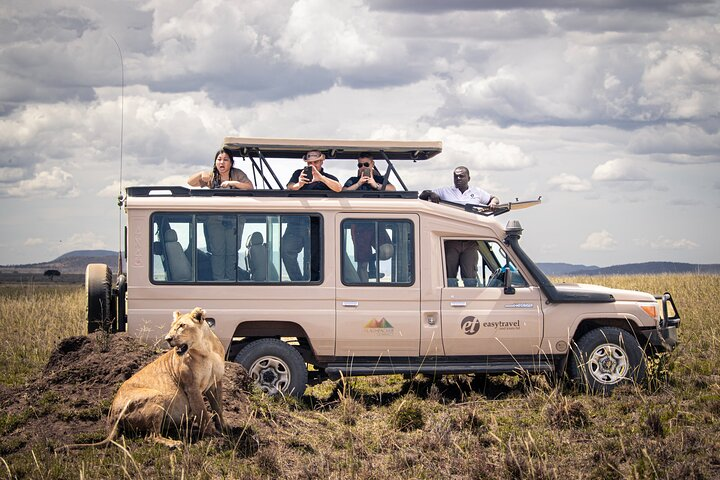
[461,316,522,335]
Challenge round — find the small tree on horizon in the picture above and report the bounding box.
[44,269,61,281]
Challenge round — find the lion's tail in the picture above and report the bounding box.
[55,402,128,452]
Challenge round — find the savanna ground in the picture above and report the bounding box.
[0,275,718,479]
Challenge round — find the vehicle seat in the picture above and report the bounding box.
[164,229,192,281]
[246,232,278,281]
[343,251,361,283]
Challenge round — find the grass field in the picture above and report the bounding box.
[0,275,718,479]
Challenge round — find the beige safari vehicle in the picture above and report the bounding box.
[87,137,680,397]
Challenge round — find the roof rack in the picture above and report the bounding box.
[125,186,417,199]
[222,137,442,191]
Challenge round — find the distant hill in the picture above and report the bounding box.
[0,250,122,275]
[539,261,720,276]
[55,250,117,260]
[537,263,599,276]
[579,262,720,276]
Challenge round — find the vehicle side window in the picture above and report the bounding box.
[152,215,195,282]
[444,239,527,288]
[341,219,414,285]
[151,213,320,283]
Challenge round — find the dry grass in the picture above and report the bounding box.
[1,274,719,479]
[0,284,85,385]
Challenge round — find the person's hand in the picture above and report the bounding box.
[310,166,322,182]
[220,180,234,188]
[367,176,380,190]
[489,197,500,209]
[201,172,213,184]
[429,192,440,203]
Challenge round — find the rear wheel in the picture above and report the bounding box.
[568,327,646,394]
[234,338,308,398]
[86,264,114,333]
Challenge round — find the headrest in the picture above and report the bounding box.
[165,229,178,242]
[247,231,264,247]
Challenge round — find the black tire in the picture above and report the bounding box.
[86,264,114,333]
[568,327,646,395]
[234,338,308,398]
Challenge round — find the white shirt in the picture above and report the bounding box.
[433,186,492,205]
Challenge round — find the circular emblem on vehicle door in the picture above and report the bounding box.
[461,316,480,335]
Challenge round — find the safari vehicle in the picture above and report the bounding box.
[87,137,680,397]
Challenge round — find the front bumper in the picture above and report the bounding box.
[645,325,678,352]
[644,292,681,353]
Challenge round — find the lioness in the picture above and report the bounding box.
[63,307,225,449]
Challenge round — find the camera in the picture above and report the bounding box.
[360,167,371,178]
[302,166,313,179]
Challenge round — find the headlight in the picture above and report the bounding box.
[640,302,659,323]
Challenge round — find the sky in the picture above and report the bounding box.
[1,0,719,267]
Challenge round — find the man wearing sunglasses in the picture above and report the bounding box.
[343,153,396,281]
[343,153,396,192]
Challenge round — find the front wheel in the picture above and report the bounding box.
[234,338,308,398]
[568,327,646,395]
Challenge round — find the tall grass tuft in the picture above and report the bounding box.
[0,285,85,385]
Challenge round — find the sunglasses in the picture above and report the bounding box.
[357,162,371,168]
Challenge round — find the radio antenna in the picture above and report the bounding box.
[109,34,125,276]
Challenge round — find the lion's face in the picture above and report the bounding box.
[165,307,207,355]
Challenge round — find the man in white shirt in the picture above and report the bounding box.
[419,166,499,206]
[420,166,500,287]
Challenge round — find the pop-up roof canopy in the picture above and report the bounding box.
[222,137,443,190]
[222,137,442,161]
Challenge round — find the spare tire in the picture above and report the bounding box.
[86,264,114,333]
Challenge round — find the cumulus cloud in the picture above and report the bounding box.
[580,230,617,251]
[4,167,78,198]
[60,232,109,252]
[24,237,44,246]
[0,167,25,182]
[592,159,649,182]
[628,124,720,160]
[651,236,699,250]
[547,173,592,192]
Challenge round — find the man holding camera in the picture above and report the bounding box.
[282,150,341,281]
[286,150,342,192]
[343,152,396,192]
[343,153,396,282]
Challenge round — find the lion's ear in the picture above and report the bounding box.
[190,307,205,323]
[173,311,181,321]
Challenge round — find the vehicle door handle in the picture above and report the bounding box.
[342,301,359,307]
[450,301,467,307]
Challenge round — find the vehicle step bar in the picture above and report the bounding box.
[324,360,554,380]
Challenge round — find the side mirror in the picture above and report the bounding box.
[503,268,515,295]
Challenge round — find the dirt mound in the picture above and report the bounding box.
[0,332,253,455]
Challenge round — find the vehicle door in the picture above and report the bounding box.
[335,214,421,357]
[440,239,543,356]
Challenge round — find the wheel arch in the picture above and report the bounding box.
[227,320,316,364]
[571,316,642,344]
[556,316,644,374]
